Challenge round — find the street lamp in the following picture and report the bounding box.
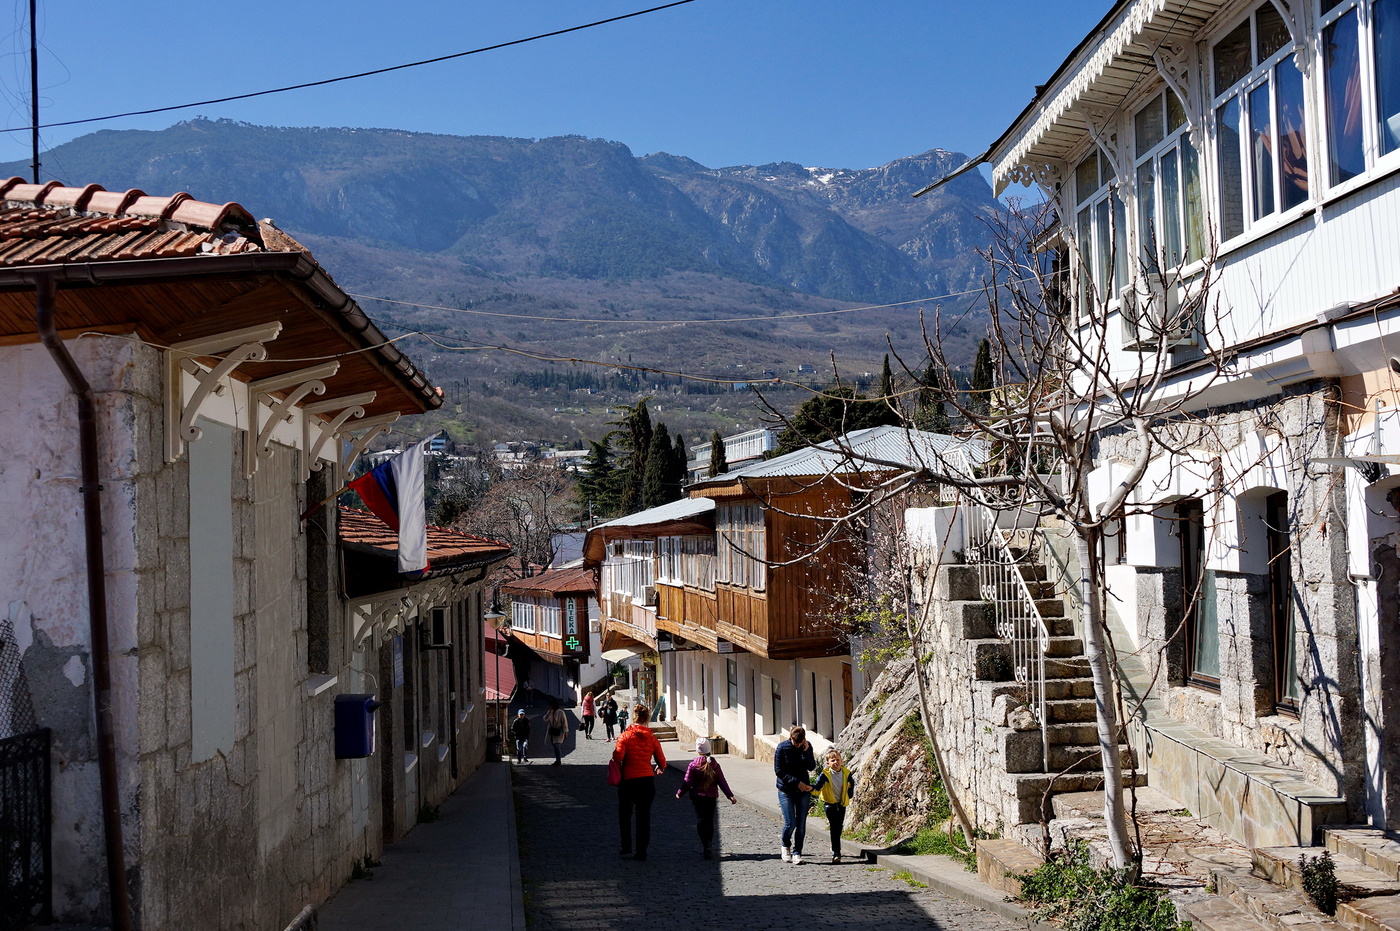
[485,599,507,760]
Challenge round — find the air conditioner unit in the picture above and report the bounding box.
[1120,272,1199,351]
[643,585,658,607]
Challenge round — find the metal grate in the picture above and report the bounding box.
[0,617,36,739]
[0,727,52,931]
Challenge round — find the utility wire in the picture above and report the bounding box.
[2,0,697,135]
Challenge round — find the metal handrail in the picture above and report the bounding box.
[964,502,1051,772]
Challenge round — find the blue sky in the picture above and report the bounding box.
[0,1,1107,174]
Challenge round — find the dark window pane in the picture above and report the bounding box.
[1167,89,1188,133]
[1077,207,1094,307]
[1161,147,1183,264]
[1100,149,1116,186]
[1249,80,1276,219]
[1183,140,1205,262]
[1136,93,1166,156]
[1112,193,1128,290]
[1076,151,1099,204]
[1325,10,1365,183]
[1217,99,1245,239]
[1138,160,1158,270]
[1377,0,1400,154]
[1095,198,1112,295]
[1194,571,1221,679]
[1322,0,1349,12]
[1215,19,1253,94]
[1277,55,1309,210]
[1256,2,1291,62]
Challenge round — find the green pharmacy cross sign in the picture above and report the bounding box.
[565,636,582,651]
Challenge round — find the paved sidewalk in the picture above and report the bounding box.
[317,760,525,931]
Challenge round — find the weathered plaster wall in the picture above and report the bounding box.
[0,337,143,923]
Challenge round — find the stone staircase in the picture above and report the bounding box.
[946,561,1141,827]
[1176,827,1400,930]
[645,722,678,742]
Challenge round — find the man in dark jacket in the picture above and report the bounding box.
[509,709,532,763]
[773,725,816,864]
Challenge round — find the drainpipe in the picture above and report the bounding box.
[34,274,133,931]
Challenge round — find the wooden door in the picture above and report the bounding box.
[841,663,853,723]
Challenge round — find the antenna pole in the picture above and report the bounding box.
[29,0,39,183]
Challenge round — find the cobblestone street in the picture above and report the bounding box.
[512,718,1022,930]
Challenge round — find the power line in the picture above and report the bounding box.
[3,0,697,135]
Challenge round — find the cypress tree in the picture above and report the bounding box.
[671,433,689,496]
[642,422,672,509]
[577,439,621,521]
[708,429,729,477]
[611,398,653,514]
[970,338,995,416]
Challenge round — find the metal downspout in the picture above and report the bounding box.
[34,274,133,931]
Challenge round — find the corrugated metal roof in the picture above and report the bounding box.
[590,496,715,529]
[694,424,988,485]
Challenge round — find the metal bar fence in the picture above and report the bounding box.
[0,727,51,931]
[964,502,1050,772]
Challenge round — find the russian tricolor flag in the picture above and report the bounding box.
[348,435,433,576]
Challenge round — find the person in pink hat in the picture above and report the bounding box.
[676,737,736,860]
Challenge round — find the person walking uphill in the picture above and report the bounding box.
[676,737,736,859]
[543,698,568,766]
[601,694,619,740]
[510,709,531,764]
[811,748,856,863]
[774,726,816,865]
[612,704,666,861]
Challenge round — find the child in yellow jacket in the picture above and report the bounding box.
[810,748,856,863]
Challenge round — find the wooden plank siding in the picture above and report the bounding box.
[656,583,720,651]
[601,591,657,651]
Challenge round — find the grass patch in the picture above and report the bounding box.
[1015,840,1191,931]
[893,869,928,888]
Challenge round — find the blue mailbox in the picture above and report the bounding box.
[334,694,381,759]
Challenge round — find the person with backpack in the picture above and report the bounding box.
[601,694,619,740]
[811,748,857,863]
[509,709,531,764]
[675,737,736,859]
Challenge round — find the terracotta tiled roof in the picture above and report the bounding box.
[338,506,511,571]
[500,565,595,597]
[0,177,265,266]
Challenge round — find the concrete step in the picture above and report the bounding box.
[1325,828,1400,881]
[1044,697,1097,724]
[1043,721,1101,747]
[976,838,1043,898]
[1043,615,1075,637]
[1212,865,1345,930]
[1338,895,1400,930]
[1044,656,1091,679]
[949,600,997,640]
[999,728,1134,775]
[1033,597,1065,618]
[1254,846,1400,902]
[1045,741,1135,774]
[1044,635,1085,657]
[1179,895,1275,930]
[1042,676,1096,700]
[646,725,678,741]
[1006,770,1146,823]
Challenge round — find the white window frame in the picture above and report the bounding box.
[512,598,535,633]
[1072,147,1129,312]
[1209,1,1310,242]
[1132,89,1206,274]
[1317,0,1400,188]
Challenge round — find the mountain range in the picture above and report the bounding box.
[7,119,1002,446]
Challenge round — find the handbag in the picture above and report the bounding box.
[607,759,623,786]
[548,726,562,739]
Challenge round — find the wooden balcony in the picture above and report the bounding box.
[602,590,657,651]
[654,573,848,661]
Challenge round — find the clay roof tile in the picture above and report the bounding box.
[41,184,105,211]
[85,189,145,216]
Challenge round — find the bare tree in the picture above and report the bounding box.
[454,461,579,576]
[745,198,1252,872]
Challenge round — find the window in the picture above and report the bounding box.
[1320,0,1400,186]
[1212,3,1308,239]
[717,503,767,591]
[682,536,715,591]
[602,539,655,602]
[658,536,682,584]
[726,658,738,709]
[1177,499,1221,689]
[512,598,535,633]
[1133,90,1205,271]
[1266,492,1300,714]
[1073,147,1128,309]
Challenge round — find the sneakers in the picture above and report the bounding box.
[791,852,804,865]
[780,846,792,863]
[830,854,841,864]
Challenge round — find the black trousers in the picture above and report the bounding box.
[690,795,718,848]
[618,776,656,855]
[825,804,847,854]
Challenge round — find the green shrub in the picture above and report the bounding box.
[1299,850,1338,915]
[1016,840,1190,931]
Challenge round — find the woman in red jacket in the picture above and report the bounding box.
[612,704,667,861]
